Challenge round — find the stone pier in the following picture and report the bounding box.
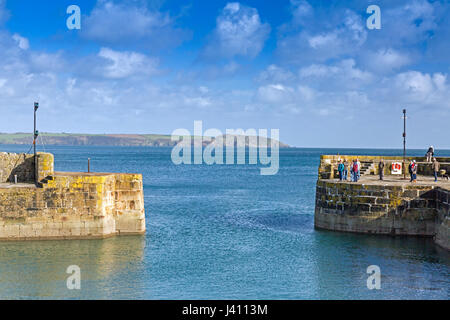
[0,152,146,240]
[314,155,450,251]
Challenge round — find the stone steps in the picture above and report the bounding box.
[360,162,374,175]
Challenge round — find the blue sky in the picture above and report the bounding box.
[0,0,449,148]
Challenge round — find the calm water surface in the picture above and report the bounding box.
[0,145,449,299]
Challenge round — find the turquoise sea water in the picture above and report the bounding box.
[0,145,449,300]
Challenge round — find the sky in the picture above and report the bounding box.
[0,0,449,148]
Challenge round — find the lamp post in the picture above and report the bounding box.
[34,102,39,158]
[403,109,406,180]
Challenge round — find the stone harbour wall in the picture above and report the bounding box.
[435,188,450,250]
[315,155,450,251]
[0,152,145,240]
[315,181,438,236]
[35,153,54,185]
[0,152,55,184]
[0,152,35,183]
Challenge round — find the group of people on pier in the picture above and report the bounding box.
[408,157,441,183]
[336,150,444,183]
[337,159,361,182]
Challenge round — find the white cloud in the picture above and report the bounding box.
[198,86,209,94]
[251,58,450,119]
[392,71,448,104]
[384,0,437,45]
[29,52,65,72]
[0,0,449,148]
[257,65,295,83]
[299,64,338,78]
[203,2,271,59]
[183,96,212,108]
[188,60,242,80]
[12,34,29,50]
[257,84,294,104]
[395,71,433,95]
[355,0,441,68]
[290,0,313,25]
[0,31,66,76]
[254,77,371,117]
[299,59,373,85]
[223,61,239,74]
[0,26,251,131]
[343,9,366,44]
[297,85,315,101]
[82,1,190,49]
[97,48,159,79]
[276,0,443,71]
[277,9,367,64]
[432,73,447,91]
[308,32,338,49]
[364,48,411,73]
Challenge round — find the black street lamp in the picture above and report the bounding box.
[403,109,406,180]
[34,102,39,158]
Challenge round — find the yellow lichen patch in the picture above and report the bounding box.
[1,153,146,240]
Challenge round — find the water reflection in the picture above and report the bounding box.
[312,230,450,299]
[0,236,145,299]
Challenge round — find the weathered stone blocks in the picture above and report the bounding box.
[0,152,146,240]
[0,152,35,183]
[315,158,450,251]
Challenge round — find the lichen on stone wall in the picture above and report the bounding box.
[315,155,450,251]
[0,152,146,240]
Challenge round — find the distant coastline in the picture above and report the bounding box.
[0,133,290,148]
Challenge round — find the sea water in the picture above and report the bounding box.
[0,145,448,299]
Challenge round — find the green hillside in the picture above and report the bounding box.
[0,133,289,148]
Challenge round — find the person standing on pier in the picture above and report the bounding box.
[357,158,361,181]
[343,159,349,181]
[426,146,434,162]
[410,160,418,183]
[350,160,354,182]
[353,159,361,182]
[432,158,440,182]
[409,160,413,182]
[338,160,344,181]
[379,159,385,181]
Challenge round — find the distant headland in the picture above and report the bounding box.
[0,133,290,148]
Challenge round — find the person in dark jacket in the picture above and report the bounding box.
[379,159,385,181]
[409,160,414,182]
[350,160,355,182]
[411,160,418,183]
[426,146,434,162]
